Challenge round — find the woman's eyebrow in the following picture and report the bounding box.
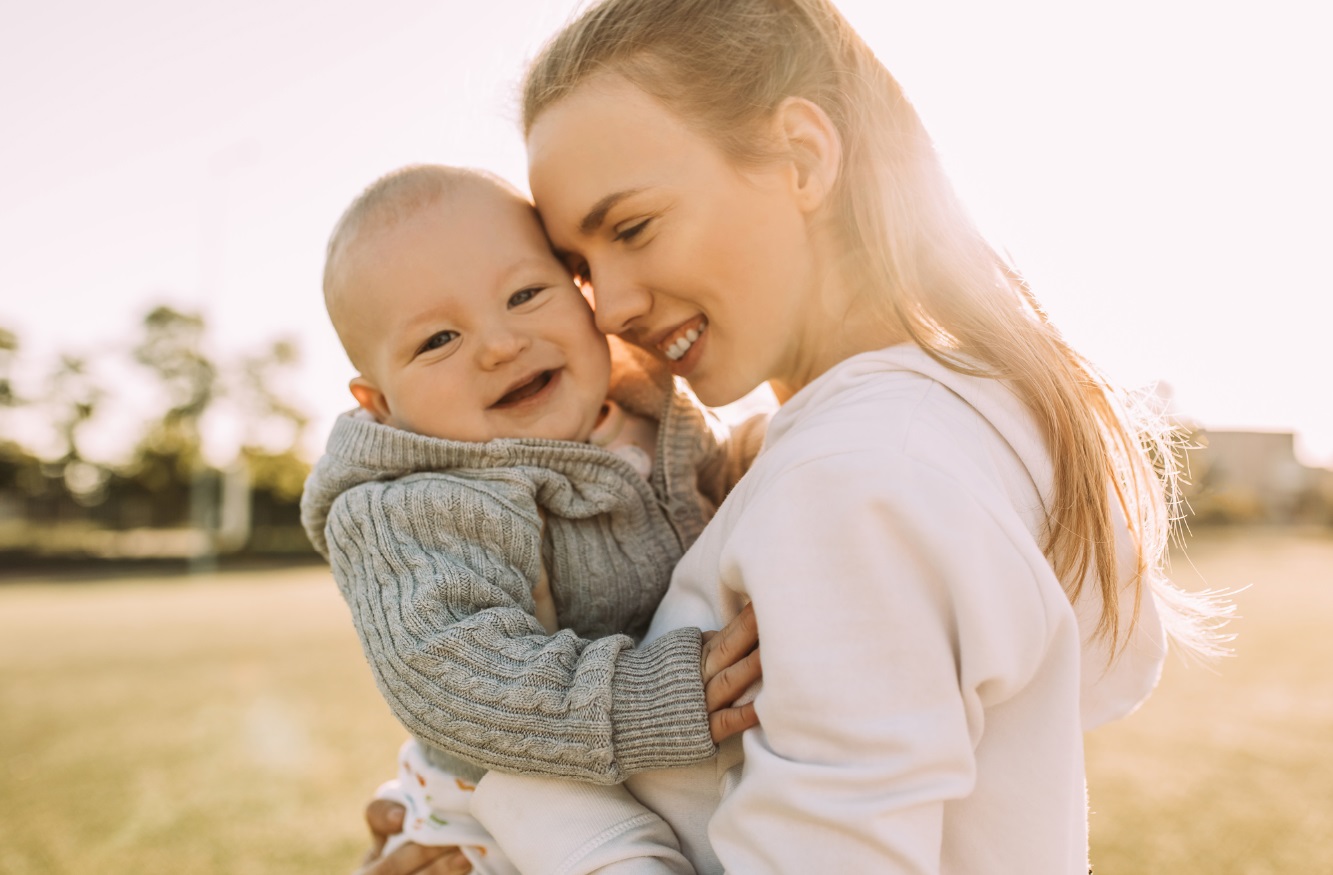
[579,189,644,235]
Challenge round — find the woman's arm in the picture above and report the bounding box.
[352,609,759,875]
[708,451,1059,873]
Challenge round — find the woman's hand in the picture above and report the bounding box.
[700,602,763,744]
[350,607,759,873]
[353,799,472,875]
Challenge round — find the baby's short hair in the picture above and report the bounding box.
[322,165,521,370]
[324,164,518,300]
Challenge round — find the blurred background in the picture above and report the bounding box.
[2,0,1329,872]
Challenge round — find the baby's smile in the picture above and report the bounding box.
[492,368,560,409]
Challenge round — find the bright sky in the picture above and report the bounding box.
[3,0,1329,466]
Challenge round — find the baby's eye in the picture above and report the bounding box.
[614,219,650,243]
[417,330,458,355]
[508,286,546,308]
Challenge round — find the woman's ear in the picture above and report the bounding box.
[775,96,842,213]
[349,376,391,423]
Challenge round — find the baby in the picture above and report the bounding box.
[301,165,765,874]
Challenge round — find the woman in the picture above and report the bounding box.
[364,0,1223,871]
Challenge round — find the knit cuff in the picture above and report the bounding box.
[609,627,717,775]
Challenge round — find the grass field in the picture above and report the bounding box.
[1,530,1330,873]
[1086,530,1333,873]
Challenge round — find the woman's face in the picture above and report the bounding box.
[526,74,827,407]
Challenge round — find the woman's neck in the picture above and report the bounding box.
[768,284,906,404]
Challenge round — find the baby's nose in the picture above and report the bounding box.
[479,329,530,367]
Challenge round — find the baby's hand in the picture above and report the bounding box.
[700,602,762,744]
[355,799,472,875]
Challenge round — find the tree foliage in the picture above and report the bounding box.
[131,305,217,469]
[0,325,18,409]
[0,306,315,553]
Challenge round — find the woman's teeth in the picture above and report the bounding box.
[665,324,705,361]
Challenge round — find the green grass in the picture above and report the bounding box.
[1,531,1329,873]
[1086,529,1333,873]
[0,565,404,874]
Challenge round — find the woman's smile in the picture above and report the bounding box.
[527,73,836,407]
[658,316,707,365]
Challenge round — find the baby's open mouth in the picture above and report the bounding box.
[493,370,556,407]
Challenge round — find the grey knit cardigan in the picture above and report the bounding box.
[301,380,764,785]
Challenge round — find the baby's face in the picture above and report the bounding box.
[341,183,611,443]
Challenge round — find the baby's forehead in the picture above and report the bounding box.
[340,180,556,302]
[368,177,538,248]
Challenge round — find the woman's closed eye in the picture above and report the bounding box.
[614,218,650,243]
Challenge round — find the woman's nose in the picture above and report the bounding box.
[586,265,651,337]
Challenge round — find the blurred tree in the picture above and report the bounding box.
[0,440,42,494]
[0,330,56,532]
[1,305,319,556]
[0,439,45,552]
[134,307,215,408]
[0,325,18,411]
[243,446,309,504]
[43,354,110,506]
[128,306,217,475]
[45,354,104,462]
[225,338,312,554]
[0,327,22,482]
[241,445,313,553]
[234,336,310,454]
[121,306,219,529]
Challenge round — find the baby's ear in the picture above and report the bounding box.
[349,376,391,422]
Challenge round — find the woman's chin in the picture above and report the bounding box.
[689,374,754,410]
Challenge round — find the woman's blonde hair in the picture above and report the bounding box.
[523,0,1224,654]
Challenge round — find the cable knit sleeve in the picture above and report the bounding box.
[326,473,716,783]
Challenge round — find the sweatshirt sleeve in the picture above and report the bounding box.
[326,474,715,783]
[708,450,1062,873]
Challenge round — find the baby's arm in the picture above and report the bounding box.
[467,614,758,874]
[326,473,716,784]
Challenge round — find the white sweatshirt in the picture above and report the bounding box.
[475,345,1167,875]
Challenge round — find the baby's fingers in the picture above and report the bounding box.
[357,844,470,875]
